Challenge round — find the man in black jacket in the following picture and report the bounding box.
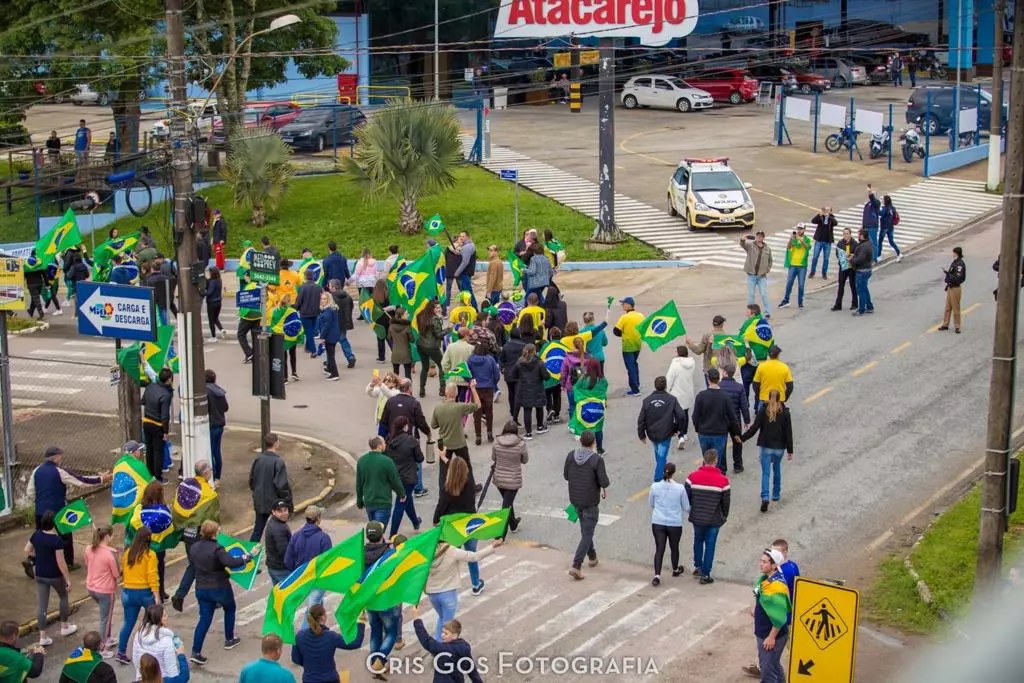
[380,379,431,498]
[499,327,527,418]
[328,279,356,368]
[637,376,685,483]
[832,228,859,311]
[692,368,741,474]
[142,368,174,481]
[809,206,837,279]
[205,369,228,483]
[851,229,876,316]
[295,270,323,357]
[263,500,292,585]
[564,431,610,580]
[718,366,750,474]
[249,433,292,542]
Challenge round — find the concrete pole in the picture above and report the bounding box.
[594,38,620,242]
[987,0,1005,191]
[976,0,1024,596]
[433,0,439,100]
[165,0,210,477]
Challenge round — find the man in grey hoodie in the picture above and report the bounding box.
[564,431,610,580]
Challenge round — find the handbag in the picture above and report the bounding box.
[425,440,436,464]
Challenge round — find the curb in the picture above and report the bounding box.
[17,426,357,637]
[9,321,49,337]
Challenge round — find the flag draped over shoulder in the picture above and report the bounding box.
[569,377,608,435]
[128,504,181,552]
[439,510,509,546]
[636,301,687,351]
[217,532,262,591]
[110,454,153,525]
[94,232,139,267]
[335,527,442,641]
[54,499,92,534]
[34,209,82,261]
[740,315,774,360]
[171,476,219,529]
[756,574,792,629]
[712,334,747,368]
[389,248,437,314]
[60,646,102,683]
[540,340,570,383]
[507,250,525,287]
[271,306,305,350]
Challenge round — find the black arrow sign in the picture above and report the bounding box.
[798,659,815,676]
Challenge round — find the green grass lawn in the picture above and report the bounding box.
[864,455,1024,634]
[104,166,666,262]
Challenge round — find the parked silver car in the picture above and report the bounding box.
[70,84,147,106]
[805,58,868,88]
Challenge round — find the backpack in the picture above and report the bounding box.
[893,209,900,226]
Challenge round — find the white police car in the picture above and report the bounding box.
[667,157,755,230]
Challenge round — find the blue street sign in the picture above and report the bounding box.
[76,282,156,342]
[499,169,518,181]
[236,288,262,310]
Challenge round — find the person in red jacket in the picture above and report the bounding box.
[684,450,731,584]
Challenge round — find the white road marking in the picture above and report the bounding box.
[29,349,110,359]
[523,506,621,526]
[526,580,646,656]
[11,371,108,383]
[12,398,46,407]
[61,340,115,348]
[10,384,81,395]
[569,588,680,657]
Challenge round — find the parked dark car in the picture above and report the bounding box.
[278,106,365,152]
[781,64,832,93]
[745,64,799,93]
[840,53,891,84]
[905,85,1005,135]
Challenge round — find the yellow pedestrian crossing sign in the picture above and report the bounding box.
[788,578,859,682]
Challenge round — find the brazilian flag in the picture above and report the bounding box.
[94,232,139,267]
[263,556,318,644]
[172,476,219,530]
[386,257,408,287]
[271,306,304,350]
[712,334,747,368]
[389,247,438,314]
[218,532,263,591]
[569,376,608,435]
[425,213,446,236]
[359,292,387,340]
[298,257,324,286]
[507,250,525,287]
[116,342,144,385]
[740,315,774,361]
[127,504,181,552]
[496,301,517,331]
[439,510,510,546]
[110,454,153,525]
[54,499,92,535]
[540,340,571,384]
[34,209,82,261]
[429,244,447,305]
[445,362,472,381]
[60,646,102,683]
[636,300,687,352]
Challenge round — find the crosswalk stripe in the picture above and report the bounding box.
[10,384,81,395]
[638,610,735,682]
[568,588,680,657]
[524,580,646,656]
[11,371,108,383]
[61,340,114,348]
[523,506,620,526]
[12,398,46,407]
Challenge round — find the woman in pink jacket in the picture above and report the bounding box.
[84,525,120,656]
[354,247,378,298]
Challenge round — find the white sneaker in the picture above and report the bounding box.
[208,336,218,343]
[60,624,77,637]
[896,254,904,263]
[52,309,63,316]
[39,635,53,647]
[220,330,228,340]
[494,389,502,403]
[677,438,686,451]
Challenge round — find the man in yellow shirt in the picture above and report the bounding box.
[752,345,794,406]
[516,292,546,339]
[613,297,645,395]
[448,290,478,326]
[779,224,812,309]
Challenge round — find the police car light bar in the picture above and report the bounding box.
[684,157,729,165]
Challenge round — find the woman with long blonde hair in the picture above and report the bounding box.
[740,389,794,513]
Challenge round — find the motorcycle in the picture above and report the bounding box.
[869,128,892,159]
[900,128,926,163]
[949,129,977,150]
[917,53,948,79]
[824,126,859,153]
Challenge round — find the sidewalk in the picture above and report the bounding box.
[3,428,352,632]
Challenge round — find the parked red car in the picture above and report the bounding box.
[683,69,759,104]
[213,101,302,140]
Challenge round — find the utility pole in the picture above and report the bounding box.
[165,0,210,477]
[976,0,1024,595]
[987,0,1005,191]
[570,34,581,114]
[594,38,621,243]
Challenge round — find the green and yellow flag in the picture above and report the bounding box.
[111,453,153,525]
[359,291,387,340]
[127,505,181,553]
[389,248,438,314]
[569,376,608,435]
[636,300,686,352]
[313,530,364,593]
[60,646,102,683]
[740,315,774,361]
[142,324,176,374]
[439,510,510,546]
[271,306,305,350]
[507,250,525,287]
[217,532,262,591]
[93,232,139,267]
[711,334,747,368]
[297,257,324,286]
[54,499,92,535]
[34,209,82,261]
[445,362,472,381]
[425,213,446,236]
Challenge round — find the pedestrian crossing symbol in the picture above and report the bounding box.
[800,597,848,650]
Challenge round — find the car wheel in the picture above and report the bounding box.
[800,83,811,94]
[316,135,325,153]
[728,91,743,105]
[676,98,691,113]
[623,95,638,110]
[72,100,82,106]
[833,75,848,89]
[53,94,64,105]
[98,93,109,106]
[922,116,939,136]
[668,194,678,217]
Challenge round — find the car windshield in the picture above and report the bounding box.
[691,171,744,192]
[667,78,691,90]
[293,110,331,124]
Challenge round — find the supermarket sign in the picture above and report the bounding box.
[494,0,698,46]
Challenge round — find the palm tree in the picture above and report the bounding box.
[343,99,462,234]
[220,125,295,226]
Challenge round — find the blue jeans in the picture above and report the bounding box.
[566,389,576,424]
[746,274,771,316]
[878,227,901,258]
[759,448,785,502]
[758,632,789,683]
[366,508,390,525]
[390,482,421,536]
[428,589,459,640]
[622,351,640,393]
[652,439,672,482]
[163,440,172,471]
[302,589,326,625]
[595,430,604,452]
[415,462,425,494]
[268,567,291,586]
[338,330,355,362]
[810,241,831,276]
[464,539,482,588]
[164,654,190,683]
[855,270,874,313]
[486,290,501,305]
[692,524,721,577]
[368,608,400,665]
[301,316,317,354]
[118,588,154,655]
[697,434,727,469]
[865,228,879,261]
[209,425,224,480]
[192,586,236,654]
[781,266,807,306]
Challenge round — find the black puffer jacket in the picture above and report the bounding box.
[386,431,424,486]
[499,334,527,380]
[191,536,249,590]
[564,448,610,509]
[511,357,546,408]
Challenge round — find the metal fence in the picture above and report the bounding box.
[4,356,122,508]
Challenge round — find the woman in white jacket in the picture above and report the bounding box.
[130,603,189,683]
[665,346,697,451]
[423,539,502,640]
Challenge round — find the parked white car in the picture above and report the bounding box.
[621,75,714,113]
[724,16,765,33]
[151,102,220,141]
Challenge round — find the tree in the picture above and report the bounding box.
[187,0,349,141]
[343,100,463,235]
[220,125,295,226]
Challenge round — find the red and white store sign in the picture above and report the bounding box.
[494,0,698,46]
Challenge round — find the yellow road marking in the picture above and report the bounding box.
[802,387,833,405]
[927,322,944,333]
[963,302,982,315]
[815,178,831,183]
[891,341,912,354]
[628,487,650,503]
[852,361,877,377]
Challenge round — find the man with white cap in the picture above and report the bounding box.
[749,548,792,683]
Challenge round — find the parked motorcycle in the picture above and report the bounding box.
[949,129,977,149]
[917,53,948,79]
[869,128,892,159]
[824,126,859,153]
[900,128,926,163]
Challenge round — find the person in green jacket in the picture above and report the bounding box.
[581,311,609,373]
[237,273,262,364]
[779,224,812,310]
[355,436,406,526]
